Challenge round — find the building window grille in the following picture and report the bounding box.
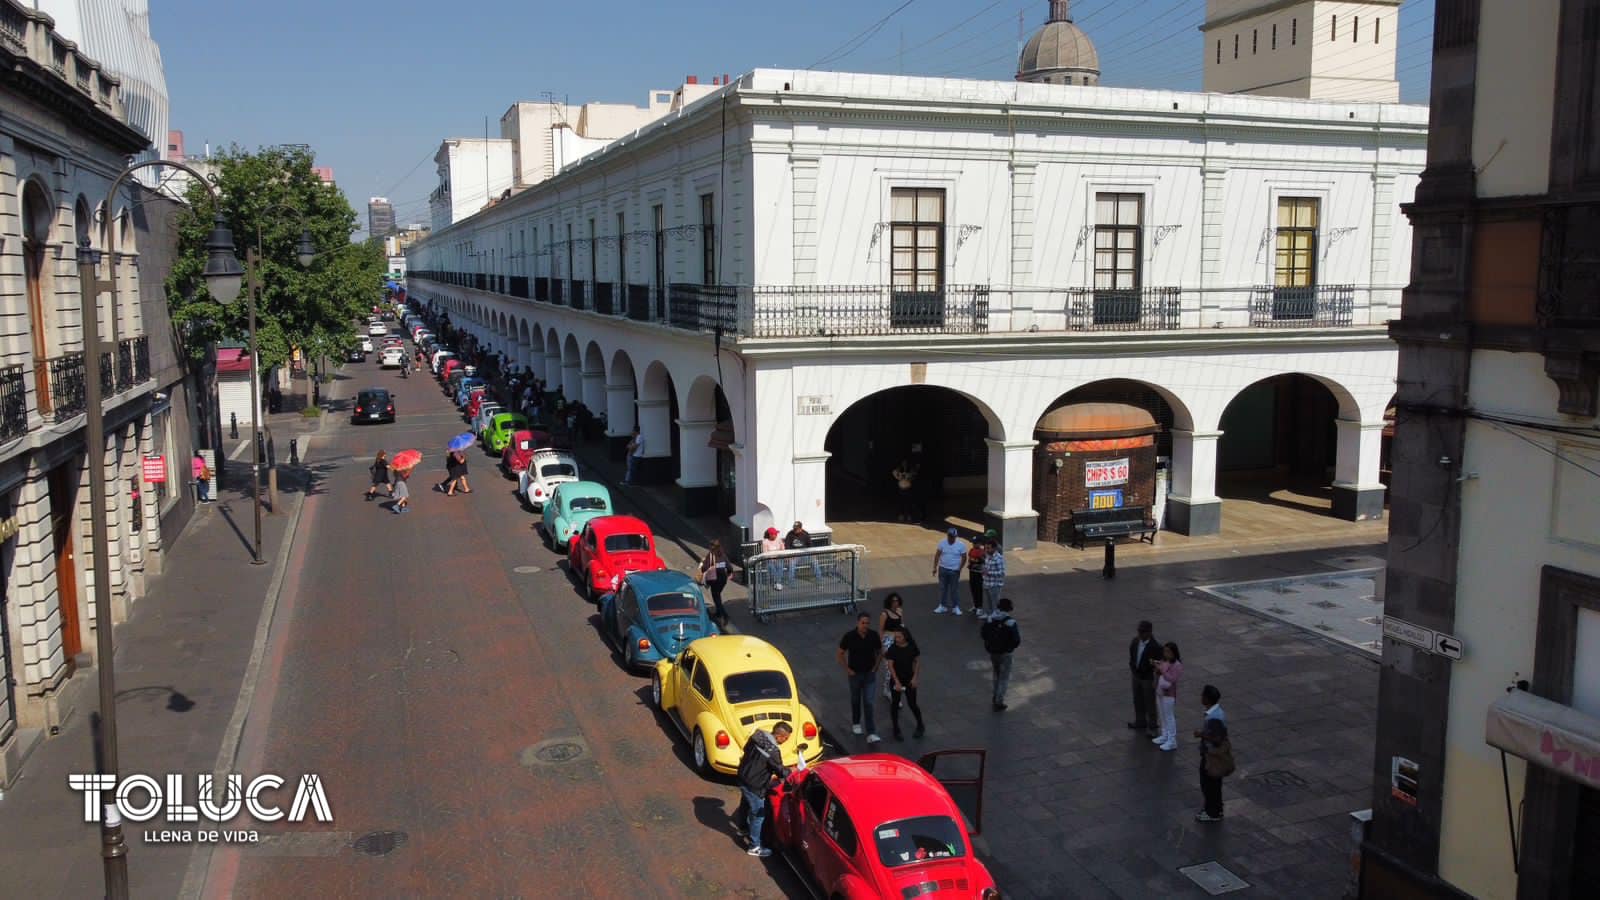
[890,188,945,292]
[700,194,716,284]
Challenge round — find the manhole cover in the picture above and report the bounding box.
[512,565,542,574]
[520,736,591,768]
[1178,861,1250,895]
[1310,600,1340,609]
[351,830,408,857]
[1248,769,1309,789]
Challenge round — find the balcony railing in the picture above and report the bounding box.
[116,340,134,391]
[746,285,990,337]
[627,284,652,322]
[1249,285,1355,327]
[534,277,550,302]
[550,278,565,306]
[594,282,616,316]
[117,336,150,388]
[47,353,86,421]
[570,279,590,311]
[0,365,27,442]
[510,276,529,299]
[669,284,741,334]
[1064,287,1182,331]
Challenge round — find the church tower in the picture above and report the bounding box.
[1201,1,1400,102]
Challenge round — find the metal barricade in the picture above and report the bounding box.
[746,544,867,624]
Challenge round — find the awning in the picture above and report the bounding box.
[1485,689,1600,790]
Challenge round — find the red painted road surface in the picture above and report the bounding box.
[205,370,799,899]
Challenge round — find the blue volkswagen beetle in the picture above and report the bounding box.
[599,570,720,670]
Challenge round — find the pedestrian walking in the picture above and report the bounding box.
[878,592,906,700]
[700,539,732,624]
[1152,642,1183,751]
[966,534,988,616]
[892,458,918,522]
[623,426,646,485]
[982,538,1005,615]
[1194,685,1233,822]
[759,527,787,591]
[1128,620,1161,737]
[366,450,392,501]
[885,628,924,740]
[440,450,472,495]
[733,722,792,856]
[192,452,212,503]
[931,528,967,615]
[980,598,1021,711]
[391,466,413,514]
[837,613,883,743]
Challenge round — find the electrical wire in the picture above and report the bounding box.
[809,0,922,70]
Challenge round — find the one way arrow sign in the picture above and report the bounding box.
[1433,632,1464,660]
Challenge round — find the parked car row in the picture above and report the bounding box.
[401,300,999,899]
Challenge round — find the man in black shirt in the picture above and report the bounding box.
[783,520,819,583]
[837,613,882,743]
[884,629,925,740]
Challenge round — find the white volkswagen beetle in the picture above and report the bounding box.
[519,448,579,511]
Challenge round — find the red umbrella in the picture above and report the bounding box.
[391,449,423,470]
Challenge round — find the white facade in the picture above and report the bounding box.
[408,69,1424,549]
[429,138,515,232]
[1202,0,1400,102]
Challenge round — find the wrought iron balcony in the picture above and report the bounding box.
[626,284,652,322]
[1249,285,1355,327]
[1064,287,1182,331]
[115,340,134,391]
[121,336,150,387]
[550,278,565,306]
[99,350,114,396]
[570,279,590,311]
[509,276,529,299]
[534,277,550,303]
[0,365,27,442]
[745,284,990,338]
[594,282,616,316]
[668,284,741,334]
[47,352,86,421]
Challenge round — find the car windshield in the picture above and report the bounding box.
[645,592,700,618]
[604,533,650,553]
[723,670,792,704]
[873,816,967,868]
[568,496,608,512]
[540,463,576,478]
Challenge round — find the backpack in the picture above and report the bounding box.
[981,617,1020,654]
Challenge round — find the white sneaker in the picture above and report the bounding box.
[933,606,948,614]
[851,724,864,735]
[952,607,963,616]
[866,733,881,744]
[747,846,772,858]
[772,583,783,591]
[1160,741,1178,752]
[1152,736,1166,745]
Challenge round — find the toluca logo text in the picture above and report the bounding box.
[69,773,333,824]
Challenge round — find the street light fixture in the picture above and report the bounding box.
[80,158,238,900]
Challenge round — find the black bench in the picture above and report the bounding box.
[1068,506,1157,549]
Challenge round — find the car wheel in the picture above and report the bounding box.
[692,729,710,775]
[651,671,663,708]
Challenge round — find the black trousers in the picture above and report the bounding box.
[890,685,923,731]
[1200,764,1224,816]
[968,571,984,610]
[707,578,728,619]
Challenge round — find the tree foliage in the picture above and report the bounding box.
[165,146,384,368]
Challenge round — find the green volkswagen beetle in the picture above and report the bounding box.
[540,481,613,551]
[482,412,531,454]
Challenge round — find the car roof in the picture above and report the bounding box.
[588,514,653,537]
[532,448,574,458]
[686,634,792,675]
[360,387,390,397]
[491,412,525,423]
[815,754,962,827]
[559,481,610,499]
[624,569,696,595]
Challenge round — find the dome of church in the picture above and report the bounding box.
[1017,0,1100,86]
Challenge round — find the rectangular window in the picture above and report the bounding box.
[1216,39,1221,64]
[1353,16,1359,42]
[566,223,574,287]
[1331,15,1337,42]
[1375,18,1381,43]
[652,204,665,289]
[1252,29,1258,54]
[700,193,716,284]
[890,187,945,291]
[1094,193,1143,291]
[1292,18,1297,45]
[616,211,626,284]
[1274,197,1319,289]
[1233,33,1239,59]
[1272,23,1277,49]
[588,218,597,285]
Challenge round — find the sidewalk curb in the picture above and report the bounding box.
[177,443,317,900]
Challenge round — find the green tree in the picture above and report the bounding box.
[166,146,384,398]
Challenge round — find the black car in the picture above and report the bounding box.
[347,347,367,363]
[352,388,396,424]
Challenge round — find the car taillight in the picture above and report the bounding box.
[715,731,730,749]
[533,488,543,497]
[637,638,651,652]
[386,405,394,412]
[802,722,817,739]
[981,890,1001,900]
[355,406,363,413]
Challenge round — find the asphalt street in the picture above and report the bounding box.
[202,362,805,899]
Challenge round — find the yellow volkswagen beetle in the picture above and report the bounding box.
[652,634,825,776]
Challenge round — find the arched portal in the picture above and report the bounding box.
[581,341,606,420]
[561,335,582,403]
[544,330,563,395]
[824,386,997,533]
[684,376,735,517]
[1215,373,1362,518]
[606,350,639,459]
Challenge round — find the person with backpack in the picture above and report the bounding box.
[733,722,793,857]
[1194,684,1231,822]
[980,598,1020,711]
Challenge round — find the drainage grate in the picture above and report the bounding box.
[1248,769,1309,790]
[351,830,408,857]
[512,565,542,574]
[520,736,591,768]
[1310,600,1340,609]
[1178,861,1250,895]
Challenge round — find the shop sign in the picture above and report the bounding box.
[1085,458,1130,488]
[1089,490,1124,510]
[795,395,833,416]
[142,456,168,484]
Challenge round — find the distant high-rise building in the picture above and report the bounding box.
[368,197,396,237]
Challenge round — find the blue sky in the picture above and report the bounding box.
[155,0,1436,237]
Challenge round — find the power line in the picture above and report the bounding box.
[809,0,922,69]
[856,0,1010,68]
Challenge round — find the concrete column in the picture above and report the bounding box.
[1167,429,1223,536]
[677,418,717,516]
[1332,419,1387,521]
[581,367,606,419]
[983,438,1039,550]
[793,451,831,532]
[605,381,636,460]
[543,350,563,395]
[561,359,582,403]
[634,398,673,484]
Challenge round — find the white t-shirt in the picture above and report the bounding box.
[630,434,647,458]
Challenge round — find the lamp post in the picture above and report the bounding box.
[237,207,316,562]
[78,159,241,900]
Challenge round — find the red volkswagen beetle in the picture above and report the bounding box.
[567,515,667,602]
[772,754,998,900]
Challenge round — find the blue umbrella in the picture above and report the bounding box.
[447,432,476,452]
